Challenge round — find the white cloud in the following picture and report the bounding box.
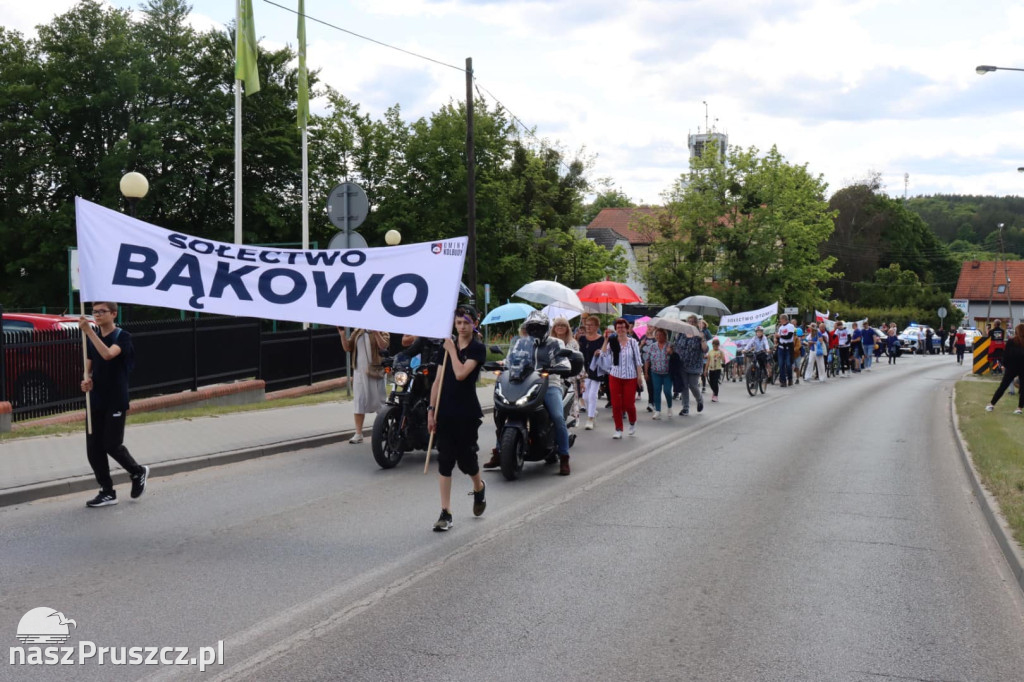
[6,0,1024,203]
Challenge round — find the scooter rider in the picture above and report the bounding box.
[483,311,574,475]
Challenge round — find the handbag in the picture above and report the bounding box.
[815,339,824,357]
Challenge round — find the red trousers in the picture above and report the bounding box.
[608,375,637,432]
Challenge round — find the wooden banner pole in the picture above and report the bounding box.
[423,350,449,474]
[80,300,92,435]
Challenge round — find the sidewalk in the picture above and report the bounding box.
[0,385,495,508]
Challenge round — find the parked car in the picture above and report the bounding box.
[2,313,94,407]
[898,325,941,354]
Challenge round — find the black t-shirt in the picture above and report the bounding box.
[87,328,134,411]
[989,328,1006,344]
[579,335,603,380]
[438,338,485,420]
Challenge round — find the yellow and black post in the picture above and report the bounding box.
[973,337,991,375]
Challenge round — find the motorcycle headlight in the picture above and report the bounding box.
[394,371,410,387]
[515,383,542,406]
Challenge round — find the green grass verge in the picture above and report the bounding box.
[955,377,1024,546]
[1,376,497,443]
[0,390,352,443]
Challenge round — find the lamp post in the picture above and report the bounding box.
[976,65,1024,75]
[119,171,149,217]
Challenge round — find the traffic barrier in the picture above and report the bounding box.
[973,337,991,375]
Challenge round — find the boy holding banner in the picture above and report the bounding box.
[426,307,486,531]
[78,302,149,507]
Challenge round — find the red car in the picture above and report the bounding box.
[2,313,94,408]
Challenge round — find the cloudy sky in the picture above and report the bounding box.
[4,0,1024,204]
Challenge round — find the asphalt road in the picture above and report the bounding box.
[2,356,1023,681]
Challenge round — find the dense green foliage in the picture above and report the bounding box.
[0,0,623,311]
[907,194,1024,257]
[643,144,837,312]
[825,181,960,301]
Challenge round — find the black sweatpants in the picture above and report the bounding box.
[708,369,722,397]
[86,408,143,493]
[990,368,1024,409]
[436,417,482,477]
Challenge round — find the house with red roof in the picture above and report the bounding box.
[586,207,675,301]
[952,260,1024,331]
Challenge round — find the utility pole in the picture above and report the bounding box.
[999,223,1013,328]
[986,223,1003,331]
[465,57,477,300]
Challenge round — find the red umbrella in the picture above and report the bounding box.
[577,280,642,304]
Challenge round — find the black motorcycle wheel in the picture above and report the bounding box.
[371,405,405,469]
[499,429,525,481]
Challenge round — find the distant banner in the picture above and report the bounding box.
[815,309,829,321]
[717,302,778,345]
[75,198,466,337]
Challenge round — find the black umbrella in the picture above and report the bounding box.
[674,295,731,317]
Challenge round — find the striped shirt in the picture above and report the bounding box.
[609,337,643,380]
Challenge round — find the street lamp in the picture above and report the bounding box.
[384,229,402,246]
[976,64,1024,75]
[119,172,149,217]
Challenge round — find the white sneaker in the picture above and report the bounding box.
[585,418,595,430]
[349,434,364,444]
[652,411,661,420]
[612,430,623,439]
[985,405,994,412]
[628,424,636,437]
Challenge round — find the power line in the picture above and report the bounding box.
[260,0,578,177]
[260,0,465,73]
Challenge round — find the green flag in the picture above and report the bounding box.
[235,0,260,96]
[297,0,308,128]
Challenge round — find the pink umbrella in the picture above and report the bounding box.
[631,315,652,337]
[712,336,738,363]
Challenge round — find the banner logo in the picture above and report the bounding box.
[431,243,443,254]
[17,608,76,645]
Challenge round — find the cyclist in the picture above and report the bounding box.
[749,326,772,381]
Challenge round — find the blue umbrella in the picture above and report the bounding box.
[481,302,536,326]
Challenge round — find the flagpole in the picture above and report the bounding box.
[234,0,242,245]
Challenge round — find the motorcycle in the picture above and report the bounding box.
[483,341,584,481]
[370,341,442,469]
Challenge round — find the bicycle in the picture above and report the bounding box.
[797,351,810,383]
[745,351,768,396]
[826,348,841,378]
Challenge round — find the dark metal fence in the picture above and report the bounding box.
[1,318,347,422]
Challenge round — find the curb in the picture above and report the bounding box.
[0,404,495,509]
[949,385,1024,594]
[0,429,355,509]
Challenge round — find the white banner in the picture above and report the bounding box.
[75,198,466,338]
[718,302,778,328]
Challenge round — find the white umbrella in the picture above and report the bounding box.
[541,303,581,321]
[514,280,584,311]
[649,317,700,337]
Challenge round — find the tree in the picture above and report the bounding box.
[581,185,634,225]
[646,143,837,313]
[826,182,960,301]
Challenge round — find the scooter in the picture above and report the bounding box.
[483,342,583,481]
[370,341,442,469]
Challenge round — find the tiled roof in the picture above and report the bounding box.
[953,260,1024,301]
[587,207,670,244]
[587,227,627,250]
